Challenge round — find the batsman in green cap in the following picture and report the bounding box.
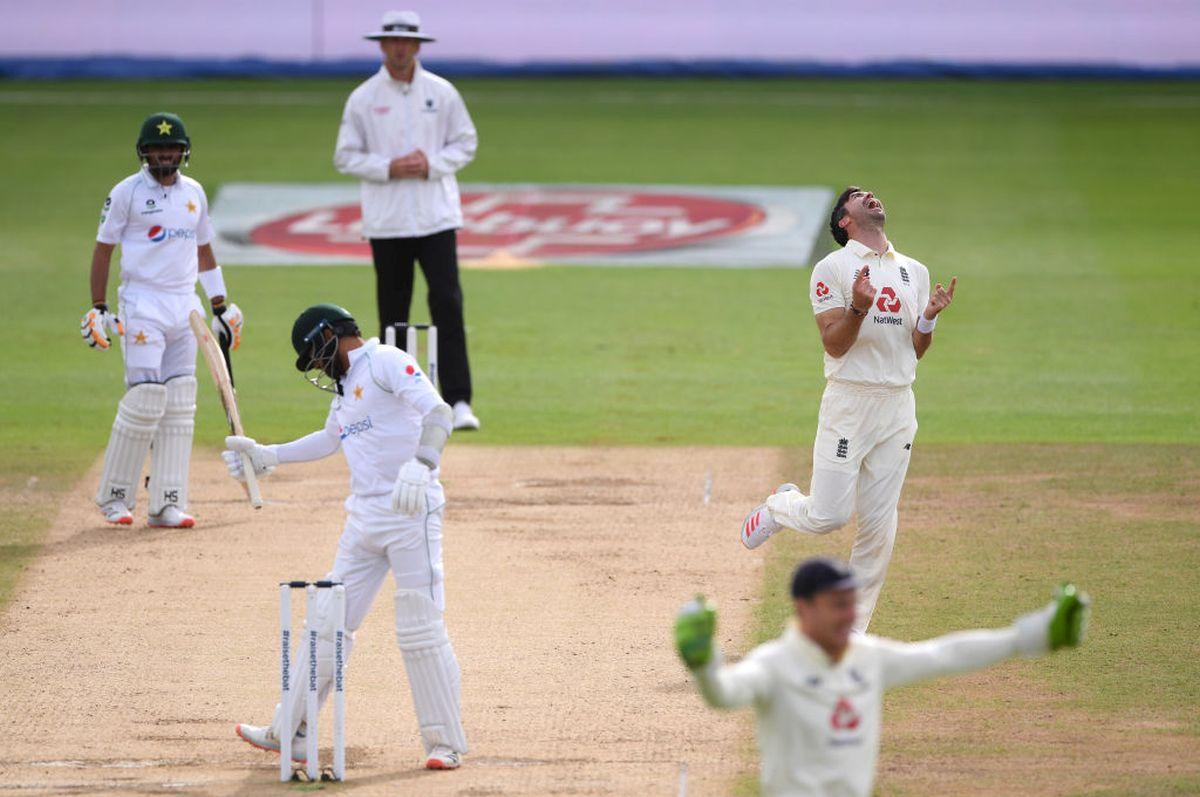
[674,557,1090,797]
[86,111,245,529]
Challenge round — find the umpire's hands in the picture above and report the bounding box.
[391,458,431,517]
[674,595,717,670]
[223,435,277,481]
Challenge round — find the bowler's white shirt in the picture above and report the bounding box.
[695,623,1024,797]
[96,166,215,294]
[334,62,478,238]
[810,240,930,388]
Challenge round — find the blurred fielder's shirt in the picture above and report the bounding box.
[809,240,930,388]
[694,623,1024,797]
[333,62,478,238]
[96,166,215,294]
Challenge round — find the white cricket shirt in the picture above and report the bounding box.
[317,339,443,504]
[695,623,1032,797]
[96,166,215,294]
[810,239,930,388]
[334,62,478,238]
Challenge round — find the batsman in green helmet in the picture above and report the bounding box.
[85,111,246,529]
[674,556,1090,797]
[225,303,468,771]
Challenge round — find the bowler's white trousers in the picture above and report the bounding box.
[768,380,917,632]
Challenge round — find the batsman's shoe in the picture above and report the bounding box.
[425,745,462,770]
[741,483,801,550]
[452,401,481,431]
[100,500,133,525]
[235,723,308,763]
[148,505,195,529]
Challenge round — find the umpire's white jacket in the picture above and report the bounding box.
[693,618,1050,797]
[334,62,477,238]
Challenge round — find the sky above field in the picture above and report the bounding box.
[2,1,1197,65]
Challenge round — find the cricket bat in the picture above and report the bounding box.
[189,310,263,508]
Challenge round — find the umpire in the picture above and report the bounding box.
[335,10,480,430]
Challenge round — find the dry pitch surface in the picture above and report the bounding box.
[0,447,769,795]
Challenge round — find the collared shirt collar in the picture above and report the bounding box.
[379,60,423,93]
[784,622,844,669]
[345,337,378,371]
[844,238,896,259]
[139,164,176,192]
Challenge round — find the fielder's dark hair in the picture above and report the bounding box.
[828,186,860,247]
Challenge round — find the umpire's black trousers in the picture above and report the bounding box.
[369,230,472,405]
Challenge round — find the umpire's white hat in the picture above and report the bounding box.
[364,10,436,42]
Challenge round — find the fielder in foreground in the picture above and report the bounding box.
[741,187,955,633]
[674,557,1089,797]
[86,111,244,528]
[227,304,467,771]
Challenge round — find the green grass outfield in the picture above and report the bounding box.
[2,78,1198,792]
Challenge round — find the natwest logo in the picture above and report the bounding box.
[875,286,901,313]
[831,697,861,731]
[815,281,831,297]
[147,225,196,243]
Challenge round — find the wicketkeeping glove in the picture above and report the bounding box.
[80,304,124,350]
[211,302,244,351]
[222,435,277,481]
[1047,583,1090,650]
[1015,582,1091,655]
[391,458,431,517]
[674,595,717,669]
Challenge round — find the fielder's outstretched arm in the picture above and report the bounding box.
[879,584,1089,690]
[674,597,771,709]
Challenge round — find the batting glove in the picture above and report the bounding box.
[391,459,431,517]
[222,435,277,481]
[211,302,244,351]
[674,595,717,670]
[80,304,124,351]
[1014,582,1091,655]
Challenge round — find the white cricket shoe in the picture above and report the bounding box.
[425,745,462,770]
[452,401,481,431]
[100,500,133,525]
[148,505,195,529]
[741,483,801,550]
[235,723,308,763]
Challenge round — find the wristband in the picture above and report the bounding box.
[848,304,869,318]
[916,314,938,334]
[198,267,227,303]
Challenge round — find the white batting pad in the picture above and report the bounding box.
[149,376,196,515]
[394,589,468,754]
[95,382,167,509]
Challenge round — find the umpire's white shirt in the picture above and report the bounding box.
[334,62,478,238]
[694,623,1033,797]
[96,166,215,294]
[810,240,930,388]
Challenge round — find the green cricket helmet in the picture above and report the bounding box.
[136,112,190,176]
[291,304,360,391]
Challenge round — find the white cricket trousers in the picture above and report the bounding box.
[276,483,465,751]
[772,380,917,632]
